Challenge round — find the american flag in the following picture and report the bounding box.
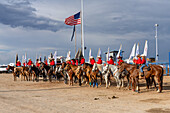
[65,12,81,26]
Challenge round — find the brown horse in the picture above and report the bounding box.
[82,63,94,87]
[82,63,102,87]
[118,63,163,93]
[141,64,163,92]
[64,64,82,86]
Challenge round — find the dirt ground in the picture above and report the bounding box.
[1,73,170,113]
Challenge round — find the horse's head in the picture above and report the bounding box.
[102,64,109,75]
[64,64,71,71]
[92,63,98,72]
[118,63,125,72]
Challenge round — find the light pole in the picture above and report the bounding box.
[155,24,159,62]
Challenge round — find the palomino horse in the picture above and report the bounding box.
[118,63,163,93]
[12,67,25,81]
[64,64,82,86]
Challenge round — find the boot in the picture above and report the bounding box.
[96,82,98,88]
[93,82,95,88]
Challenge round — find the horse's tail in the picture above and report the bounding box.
[160,67,164,90]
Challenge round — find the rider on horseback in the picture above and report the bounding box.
[117,56,124,65]
[49,58,55,70]
[90,56,95,65]
[16,60,21,67]
[139,54,146,77]
[107,56,114,65]
[28,58,33,72]
[97,56,102,64]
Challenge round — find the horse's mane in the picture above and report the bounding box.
[84,63,93,68]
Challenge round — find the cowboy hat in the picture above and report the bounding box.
[137,54,140,57]
[141,54,145,57]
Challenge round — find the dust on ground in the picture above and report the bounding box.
[1,73,170,113]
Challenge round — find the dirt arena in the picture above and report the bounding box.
[0,73,170,113]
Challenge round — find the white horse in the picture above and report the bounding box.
[92,63,127,88]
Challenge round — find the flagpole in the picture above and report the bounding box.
[81,0,85,56]
[75,26,77,55]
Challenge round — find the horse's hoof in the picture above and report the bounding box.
[106,87,108,89]
[157,90,161,93]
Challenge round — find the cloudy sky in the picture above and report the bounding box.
[0,0,170,64]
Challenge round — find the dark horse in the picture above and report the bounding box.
[39,63,53,82]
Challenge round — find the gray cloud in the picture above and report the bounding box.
[0,1,64,32]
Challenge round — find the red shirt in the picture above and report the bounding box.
[27,60,32,66]
[107,59,114,65]
[36,62,40,67]
[44,60,48,65]
[117,59,123,65]
[133,59,137,64]
[50,60,55,66]
[66,61,71,64]
[23,62,26,66]
[16,62,21,67]
[80,58,85,65]
[71,60,75,65]
[76,60,78,65]
[141,59,146,64]
[136,58,142,64]
[90,59,95,65]
[97,58,102,64]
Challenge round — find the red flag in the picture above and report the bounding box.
[65,12,81,26]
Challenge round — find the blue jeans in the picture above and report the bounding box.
[140,63,149,73]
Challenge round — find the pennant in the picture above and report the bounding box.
[71,25,75,41]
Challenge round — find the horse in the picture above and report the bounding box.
[7,65,14,72]
[30,65,40,82]
[57,62,68,84]
[92,63,128,88]
[64,64,82,86]
[12,67,26,81]
[82,63,98,87]
[39,63,53,82]
[141,64,163,92]
[118,63,163,93]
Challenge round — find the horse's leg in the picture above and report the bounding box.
[13,73,17,81]
[78,75,82,86]
[135,77,140,92]
[145,78,150,90]
[100,73,102,86]
[132,77,136,91]
[121,78,124,87]
[152,76,157,91]
[89,75,92,87]
[126,74,130,88]
[105,75,108,88]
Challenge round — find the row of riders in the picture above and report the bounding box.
[7,54,163,93]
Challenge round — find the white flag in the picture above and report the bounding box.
[143,40,148,56]
[135,43,139,57]
[25,53,27,65]
[88,48,92,63]
[53,51,57,63]
[129,43,136,60]
[97,48,101,57]
[66,51,71,61]
[107,47,110,61]
[116,44,122,58]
